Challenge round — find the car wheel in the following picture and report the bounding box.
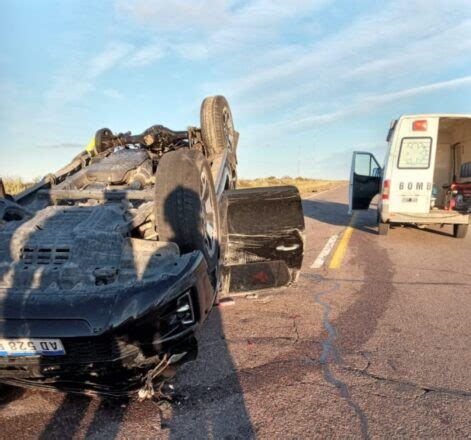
[378,221,390,236]
[154,149,220,270]
[200,95,235,156]
[453,223,468,238]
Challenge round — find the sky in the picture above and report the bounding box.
[0,0,470,180]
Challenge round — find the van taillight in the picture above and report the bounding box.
[382,180,390,200]
[412,120,427,131]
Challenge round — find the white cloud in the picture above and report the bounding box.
[126,43,165,66]
[88,43,133,77]
[223,2,471,99]
[114,0,471,180]
[262,75,471,132]
[116,0,229,32]
[44,42,133,109]
[116,0,331,60]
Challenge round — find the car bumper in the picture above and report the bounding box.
[381,209,469,225]
[0,251,214,396]
[0,332,197,397]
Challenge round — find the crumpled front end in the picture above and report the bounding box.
[0,203,216,396]
[0,249,213,396]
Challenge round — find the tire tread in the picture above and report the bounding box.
[200,96,232,156]
[154,149,219,267]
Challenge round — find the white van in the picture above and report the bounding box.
[349,115,471,238]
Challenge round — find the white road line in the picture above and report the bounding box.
[311,234,339,268]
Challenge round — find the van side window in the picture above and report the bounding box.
[398,137,432,169]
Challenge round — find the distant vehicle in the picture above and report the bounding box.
[349,114,471,238]
[0,96,305,397]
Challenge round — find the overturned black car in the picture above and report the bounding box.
[0,96,305,397]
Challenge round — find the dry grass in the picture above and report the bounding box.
[2,177,35,195]
[238,176,346,196]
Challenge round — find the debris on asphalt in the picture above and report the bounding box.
[217,298,236,307]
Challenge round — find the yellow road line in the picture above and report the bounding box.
[329,213,357,269]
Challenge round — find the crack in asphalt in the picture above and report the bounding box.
[303,273,370,440]
[341,353,471,400]
[172,357,325,409]
[291,317,301,344]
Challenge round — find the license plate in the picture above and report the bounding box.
[0,338,65,357]
[402,197,418,203]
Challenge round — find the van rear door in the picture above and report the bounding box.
[349,151,382,213]
[388,117,438,214]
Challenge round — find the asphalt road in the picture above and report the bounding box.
[0,185,470,439]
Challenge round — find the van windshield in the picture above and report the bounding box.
[398,137,432,169]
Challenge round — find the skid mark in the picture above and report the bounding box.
[303,273,370,439]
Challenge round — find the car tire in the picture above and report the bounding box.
[453,223,468,239]
[378,221,390,236]
[200,96,235,156]
[154,149,220,270]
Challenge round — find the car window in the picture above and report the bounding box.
[355,154,371,176]
[354,152,381,177]
[398,137,432,169]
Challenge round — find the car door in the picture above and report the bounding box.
[349,151,382,213]
[220,185,305,293]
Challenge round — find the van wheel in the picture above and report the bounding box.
[453,224,468,239]
[378,221,390,236]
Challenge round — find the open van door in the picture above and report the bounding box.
[349,151,382,213]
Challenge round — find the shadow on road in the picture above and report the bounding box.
[166,308,255,438]
[410,225,455,238]
[302,198,378,235]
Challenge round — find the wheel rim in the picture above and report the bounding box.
[223,108,234,150]
[200,171,217,258]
